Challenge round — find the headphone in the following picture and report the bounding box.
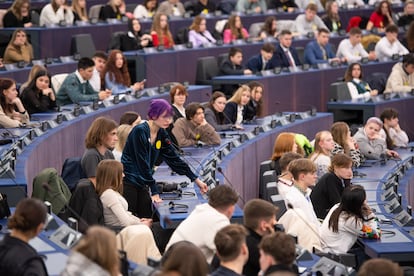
[168,201,189,210]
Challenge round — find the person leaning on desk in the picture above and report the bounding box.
[384,52,414,93]
[56,57,112,106]
[0,78,29,128]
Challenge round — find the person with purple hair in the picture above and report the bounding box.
[121,99,208,218]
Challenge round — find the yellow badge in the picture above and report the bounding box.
[156,140,161,149]
[195,134,201,140]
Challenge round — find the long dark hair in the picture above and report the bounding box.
[261,16,277,37]
[376,0,393,27]
[22,69,52,97]
[128,18,143,38]
[0,78,17,114]
[207,91,226,124]
[328,185,366,233]
[344,63,362,82]
[102,49,131,87]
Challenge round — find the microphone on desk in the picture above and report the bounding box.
[216,167,245,204]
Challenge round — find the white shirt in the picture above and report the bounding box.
[336,38,369,63]
[133,4,154,19]
[39,3,74,26]
[375,37,409,61]
[89,68,101,92]
[310,153,331,179]
[347,79,371,99]
[284,186,320,227]
[276,177,294,199]
[379,128,409,148]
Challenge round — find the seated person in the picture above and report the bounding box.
[120,111,141,125]
[61,226,119,275]
[236,0,267,14]
[223,85,251,126]
[3,0,32,28]
[321,1,343,33]
[172,102,221,147]
[358,258,404,276]
[56,58,112,105]
[380,108,409,148]
[311,154,353,219]
[276,152,302,198]
[331,122,363,167]
[366,0,395,33]
[295,0,323,11]
[284,158,319,227]
[270,132,302,175]
[3,29,33,64]
[247,43,277,73]
[165,185,239,263]
[90,51,107,92]
[295,4,328,36]
[398,0,414,28]
[273,30,302,68]
[240,199,278,276]
[320,185,381,254]
[267,0,297,12]
[212,224,249,276]
[337,0,364,8]
[375,25,409,61]
[309,130,335,179]
[204,91,236,131]
[219,47,252,97]
[71,0,88,22]
[337,27,375,63]
[133,0,157,19]
[344,63,378,99]
[151,13,175,48]
[304,28,341,65]
[192,0,216,16]
[0,78,29,128]
[188,15,216,48]
[385,53,414,93]
[258,16,278,40]
[157,0,185,17]
[39,0,74,26]
[113,124,133,161]
[103,50,145,95]
[170,84,187,122]
[21,69,57,115]
[354,117,399,160]
[244,81,264,121]
[258,232,298,275]
[119,18,153,51]
[99,0,125,20]
[81,117,118,185]
[223,15,249,44]
[0,198,48,275]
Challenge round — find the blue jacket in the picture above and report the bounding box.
[273,43,302,68]
[247,54,279,73]
[304,40,336,65]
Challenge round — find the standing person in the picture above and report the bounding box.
[188,15,216,48]
[172,102,221,147]
[331,122,362,167]
[354,117,399,160]
[223,15,249,44]
[311,154,353,219]
[151,13,175,48]
[309,130,335,179]
[366,0,394,32]
[320,185,381,254]
[103,50,145,95]
[0,198,48,276]
[81,116,118,185]
[244,81,264,121]
[62,226,119,276]
[122,99,208,218]
[3,0,32,28]
[21,69,57,114]
[223,85,251,126]
[39,0,74,26]
[3,29,33,64]
[380,108,409,148]
[119,18,153,51]
[344,63,378,99]
[165,185,238,263]
[0,78,29,128]
[211,224,249,276]
[134,0,158,19]
[56,57,112,105]
[204,91,236,131]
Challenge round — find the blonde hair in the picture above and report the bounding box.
[95,160,124,195]
[310,130,332,160]
[115,124,132,152]
[228,85,250,105]
[73,226,120,276]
